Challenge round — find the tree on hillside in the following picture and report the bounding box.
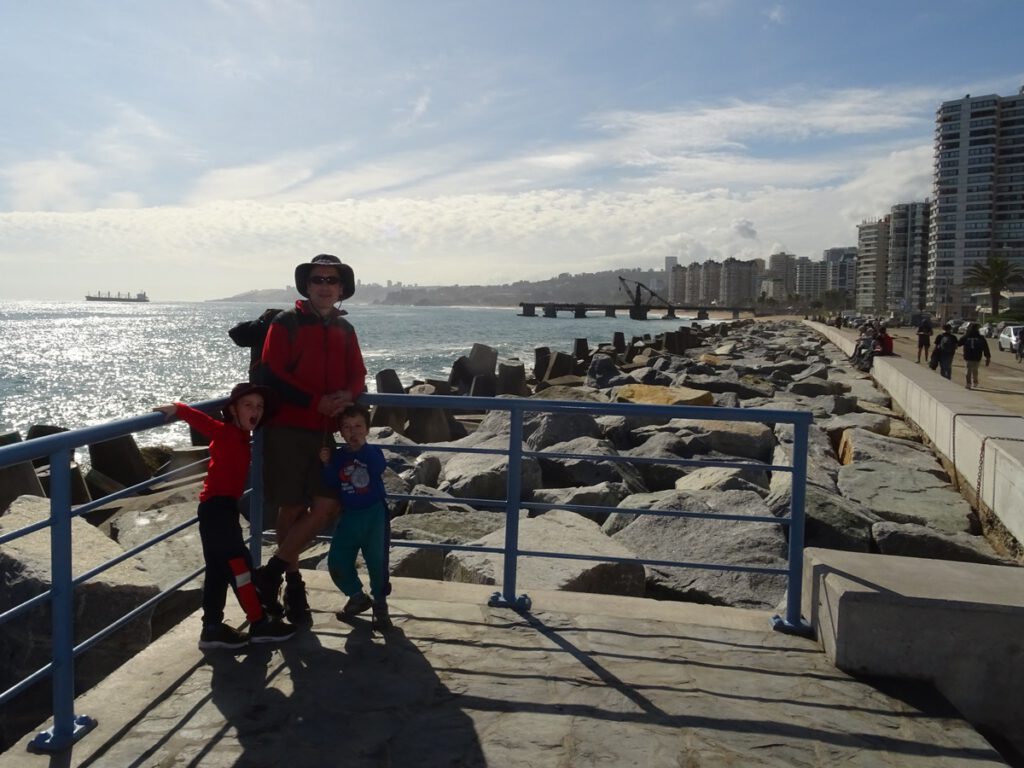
[964,254,1024,316]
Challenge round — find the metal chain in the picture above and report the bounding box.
[976,434,1024,504]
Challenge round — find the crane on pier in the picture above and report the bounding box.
[617,276,676,320]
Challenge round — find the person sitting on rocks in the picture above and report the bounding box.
[319,404,393,631]
[851,327,877,366]
[154,383,296,651]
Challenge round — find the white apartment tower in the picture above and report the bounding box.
[794,257,828,301]
[929,88,1024,319]
[857,217,890,314]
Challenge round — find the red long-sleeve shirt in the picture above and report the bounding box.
[173,403,251,502]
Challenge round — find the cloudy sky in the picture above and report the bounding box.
[1,1,1022,301]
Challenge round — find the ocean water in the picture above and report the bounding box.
[0,300,706,448]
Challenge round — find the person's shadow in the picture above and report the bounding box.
[205,617,486,767]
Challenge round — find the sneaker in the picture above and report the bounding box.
[337,592,373,618]
[249,617,296,644]
[198,623,249,651]
[253,566,284,617]
[284,576,313,627]
[372,602,393,631]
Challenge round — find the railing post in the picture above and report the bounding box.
[772,419,812,636]
[31,449,95,752]
[248,429,265,565]
[489,403,531,610]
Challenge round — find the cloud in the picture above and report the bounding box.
[765,4,786,25]
[393,89,432,132]
[0,85,949,299]
[1,155,99,212]
[731,218,758,239]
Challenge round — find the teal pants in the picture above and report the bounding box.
[327,502,388,602]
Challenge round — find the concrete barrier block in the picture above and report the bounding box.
[803,547,1024,755]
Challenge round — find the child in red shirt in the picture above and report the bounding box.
[154,383,295,650]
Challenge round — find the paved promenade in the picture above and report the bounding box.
[833,323,1024,415]
[2,573,1007,767]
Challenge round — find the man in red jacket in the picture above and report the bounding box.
[255,254,367,626]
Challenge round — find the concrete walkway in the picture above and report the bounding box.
[2,573,1008,767]
[833,323,1024,415]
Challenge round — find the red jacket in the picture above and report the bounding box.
[875,333,894,355]
[259,301,367,431]
[173,404,251,502]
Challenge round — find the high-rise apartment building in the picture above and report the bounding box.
[794,257,828,301]
[886,201,931,314]
[664,256,679,302]
[684,263,701,304]
[669,263,686,304]
[857,217,890,313]
[719,258,758,305]
[699,260,721,304]
[929,88,1024,319]
[767,252,797,297]
[823,247,857,304]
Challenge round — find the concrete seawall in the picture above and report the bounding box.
[805,321,1024,757]
[807,321,1024,553]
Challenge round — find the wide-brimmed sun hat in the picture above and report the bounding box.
[294,254,355,300]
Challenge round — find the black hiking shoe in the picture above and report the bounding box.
[198,623,249,651]
[284,575,313,627]
[253,566,284,618]
[336,592,373,619]
[372,602,393,632]
[249,617,296,644]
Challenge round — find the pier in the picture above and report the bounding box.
[518,302,756,320]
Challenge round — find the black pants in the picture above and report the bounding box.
[198,496,254,626]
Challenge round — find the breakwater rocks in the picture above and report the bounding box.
[370,320,1015,612]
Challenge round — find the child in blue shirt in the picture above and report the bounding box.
[320,404,393,630]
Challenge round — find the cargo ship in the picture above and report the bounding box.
[85,291,150,303]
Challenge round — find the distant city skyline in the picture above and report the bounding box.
[1,1,1022,301]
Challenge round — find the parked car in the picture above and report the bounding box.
[957,320,973,334]
[997,325,1023,352]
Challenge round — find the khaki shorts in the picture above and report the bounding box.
[262,426,336,507]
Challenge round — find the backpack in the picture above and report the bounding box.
[228,308,285,379]
[937,334,957,355]
[963,336,984,356]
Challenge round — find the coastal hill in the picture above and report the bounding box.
[213,267,668,307]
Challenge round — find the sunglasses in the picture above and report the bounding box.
[309,275,341,285]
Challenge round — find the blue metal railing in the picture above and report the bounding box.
[0,392,811,753]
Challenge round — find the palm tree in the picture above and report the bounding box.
[964,254,1024,317]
